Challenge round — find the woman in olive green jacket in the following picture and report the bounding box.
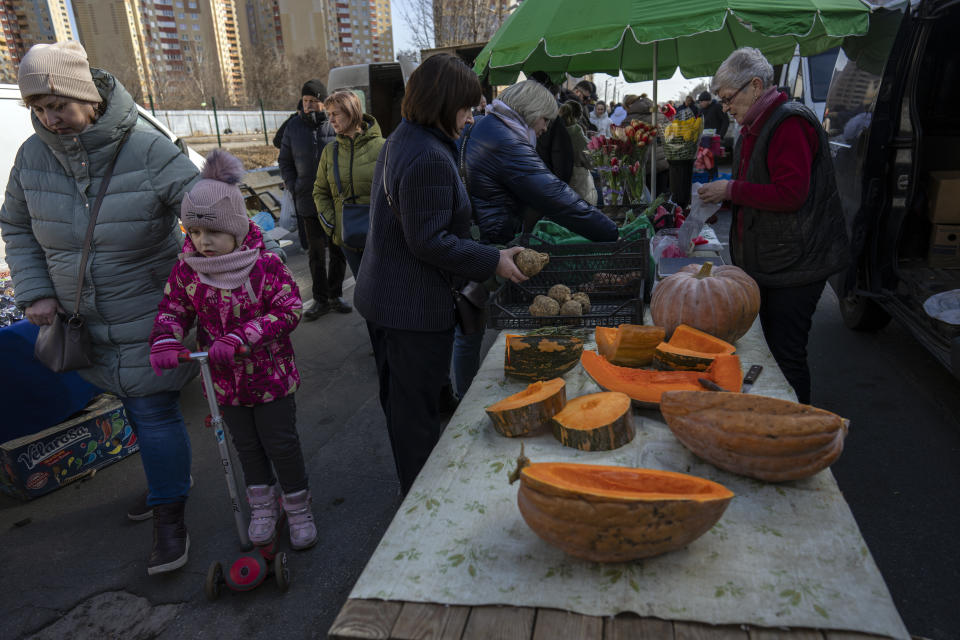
[313,91,385,278]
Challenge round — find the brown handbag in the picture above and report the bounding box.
[34,131,129,372]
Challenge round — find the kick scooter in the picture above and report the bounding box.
[178,350,290,600]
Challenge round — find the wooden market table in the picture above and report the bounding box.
[329,320,908,640]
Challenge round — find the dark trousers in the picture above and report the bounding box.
[219,395,308,494]
[366,321,454,495]
[758,280,826,405]
[302,215,346,303]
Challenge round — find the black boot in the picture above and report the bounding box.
[147,501,189,575]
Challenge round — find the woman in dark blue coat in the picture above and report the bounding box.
[354,55,527,495]
[452,80,619,398]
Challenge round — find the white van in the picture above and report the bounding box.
[0,83,203,264]
[776,46,841,122]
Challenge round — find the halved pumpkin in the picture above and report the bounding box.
[580,350,742,408]
[653,324,736,371]
[505,333,584,381]
[512,455,734,562]
[485,378,567,437]
[551,391,634,451]
[594,324,665,367]
[661,391,850,482]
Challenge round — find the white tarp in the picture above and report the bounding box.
[349,320,909,639]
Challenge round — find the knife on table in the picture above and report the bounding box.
[740,365,763,393]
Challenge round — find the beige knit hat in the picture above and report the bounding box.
[18,41,100,103]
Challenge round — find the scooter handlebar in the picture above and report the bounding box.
[177,344,251,362]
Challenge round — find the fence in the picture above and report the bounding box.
[150,109,293,137]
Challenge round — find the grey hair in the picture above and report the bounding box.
[498,80,559,126]
[711,47,775,93]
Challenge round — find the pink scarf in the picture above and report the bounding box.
[740,86,783,135]
[180,246,260,290]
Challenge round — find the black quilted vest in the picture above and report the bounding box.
[731,101,849,287]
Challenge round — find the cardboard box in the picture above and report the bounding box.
[0,395,138,500]
[928,171,960,224]
[928,224,960,268]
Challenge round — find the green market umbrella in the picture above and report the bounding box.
[474,0,872,193]
[474,0,871,84]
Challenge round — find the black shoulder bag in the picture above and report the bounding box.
[332,141,369,251]
[381,141,488,335]
[34,130,130,372]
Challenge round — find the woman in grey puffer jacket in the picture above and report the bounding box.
[0,42,199,575]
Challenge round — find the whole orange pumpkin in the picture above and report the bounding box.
[650,262,760,343]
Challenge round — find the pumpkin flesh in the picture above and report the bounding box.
[551,391,634,451]
[593,324,664,367]
[517,463,734,562]
[580,350,743,407]
[660,391,850,482]
[505,333,584,381]
[653,324,736,371]
[486,378,566,437]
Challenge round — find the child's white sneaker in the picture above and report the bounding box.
[246,484,281,546]
[282,489,318,550]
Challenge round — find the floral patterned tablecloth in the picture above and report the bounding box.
[349,320,909,639]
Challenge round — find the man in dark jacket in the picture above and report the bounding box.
[278,79,350,318]
[698,91,730,138]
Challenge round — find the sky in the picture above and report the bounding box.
[388,1,711,105]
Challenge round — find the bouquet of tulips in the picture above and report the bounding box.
[588,119,657,205]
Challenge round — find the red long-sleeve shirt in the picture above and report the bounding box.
[729,93,819,240]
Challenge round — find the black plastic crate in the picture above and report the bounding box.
[487,251,647,329]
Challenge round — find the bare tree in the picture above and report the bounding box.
[395,0,435,51]
[244,41,291,110]
[284,47,331,107]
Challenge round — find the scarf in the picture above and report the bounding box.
[486,99,537,147]
[180,245,261,290]
[740,86,783,135]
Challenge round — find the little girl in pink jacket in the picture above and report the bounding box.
[149,149,315,550]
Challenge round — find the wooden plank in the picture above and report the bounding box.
[532,608,602,640]
[675,621,750,640]
[390,602,470,640]
[604,613,674,639]
[461,605,536,640]
[749,629,824,639]
[328,599,403,640]
[824,633,897,639]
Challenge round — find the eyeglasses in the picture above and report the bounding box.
[720,79,753,107]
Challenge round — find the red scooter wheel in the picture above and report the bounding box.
[225,554,268,591]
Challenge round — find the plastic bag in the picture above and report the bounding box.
[650,228,686,264]
[677,183,721,254]
[278,189,297,233]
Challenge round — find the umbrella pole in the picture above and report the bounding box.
[650,42,658,198]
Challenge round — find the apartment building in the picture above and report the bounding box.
[73,0,245,106]
[240,0,282,53]
[0,0,75,82]
[328,0,391,65]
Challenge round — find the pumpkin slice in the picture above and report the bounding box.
[505,333,584,381]
[486,378,567,437]
[653,324,736,371]
[593,324,665,367]
[511,454,734,562]
[580,350,742,407]
[551,391,634,451]
[660,391,850,482]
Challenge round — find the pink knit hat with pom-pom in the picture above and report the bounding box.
[180,149,249,245]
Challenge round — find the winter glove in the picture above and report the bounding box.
[208,332,245,365]
[150,338,188,376]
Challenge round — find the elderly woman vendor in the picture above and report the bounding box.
[697,47,848,405]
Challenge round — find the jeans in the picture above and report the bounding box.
[342,245,363,280]
[758,279,826,405]
[452,325,485,399]
[120,391,191,506]
[367,321,454,494]
[220,395,307,494]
